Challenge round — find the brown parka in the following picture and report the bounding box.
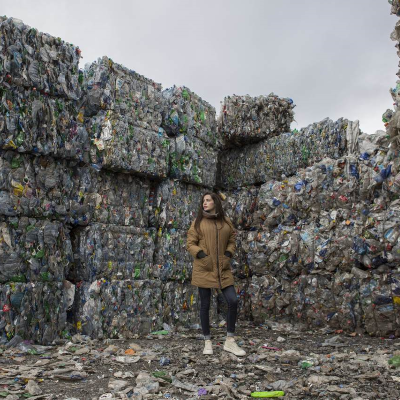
[186,217,236,289]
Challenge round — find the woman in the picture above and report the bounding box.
[186,192,246,356]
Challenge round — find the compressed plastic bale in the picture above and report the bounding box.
[70,224,155,282]
[218,94,295,146]
[0,150,152,226]
[81,279,162,338]
[0,85,89,160]
[333,272,363,332]
[312,228,341,273]
[390,0,400,17]
[169,134,217,187]
[103,279,163,338]
[84,56,163,132]
[0,281,68,344]
[240,230,270,276]
[252,179,302,230]
[360,273,397,336]
[235,278,252,321]
[241,229,302,277]
[224,187,258,230]
[153,228,192,282]
[276,278,300,323]
[0,17,82,100]
[219,118,348,189]
[230,231,251,279]
[87,110,170,178]
[390,271,400,332]
[249,275,307,325]
[151,179,204,230]
[290,278,308,325]
[302,274,339,329]
[0,152,81,221]
[247,275,299,324]
[73,280,102,338]
[248,275,278,323]
[74,279,163,339]
[250,157,362,231]
[162,281,208,329]
[0,216,72,283]
[71,167,151,227]
[162,85,221,148]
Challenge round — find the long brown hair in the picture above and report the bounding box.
[194,192,227,233]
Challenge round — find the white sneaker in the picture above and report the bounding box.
[203,339,213,355]
[223,337,246,357]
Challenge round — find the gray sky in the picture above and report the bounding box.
[3,0,398,134]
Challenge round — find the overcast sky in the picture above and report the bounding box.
[3,0,398,134]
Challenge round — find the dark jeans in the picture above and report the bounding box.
[198,285,238,338]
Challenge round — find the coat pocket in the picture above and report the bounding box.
[222,255,232,271]
[196,255,213,272]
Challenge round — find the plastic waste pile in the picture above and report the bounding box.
[219,118,349,188]
[0,17,88,161]
[390,0,400,18]
[153,228,193,282]
[223,125,400,336]
[219,94,295,146]
[3,7,400,345]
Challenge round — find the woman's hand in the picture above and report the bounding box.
[197,250,208,259]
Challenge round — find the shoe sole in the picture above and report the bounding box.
[203,351,213,355]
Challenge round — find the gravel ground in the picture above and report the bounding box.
[1,322,400,399]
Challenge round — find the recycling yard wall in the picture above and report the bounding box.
[1,7,400,343]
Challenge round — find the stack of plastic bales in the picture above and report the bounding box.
[223,125,400,336]
[162,86,220,187]
[219,118,348,188]
[0,17,88,161]
[0,17,87,343]
[84,57,170,178]
[73,56,168,337]
[73,71,223,336]
[5,10,400,343]
[218,94,295,146]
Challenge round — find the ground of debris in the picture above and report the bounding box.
[1,322,400,399]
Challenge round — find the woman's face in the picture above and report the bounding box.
[203,195,215,212]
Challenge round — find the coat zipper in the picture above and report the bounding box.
[215,220,222,289]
